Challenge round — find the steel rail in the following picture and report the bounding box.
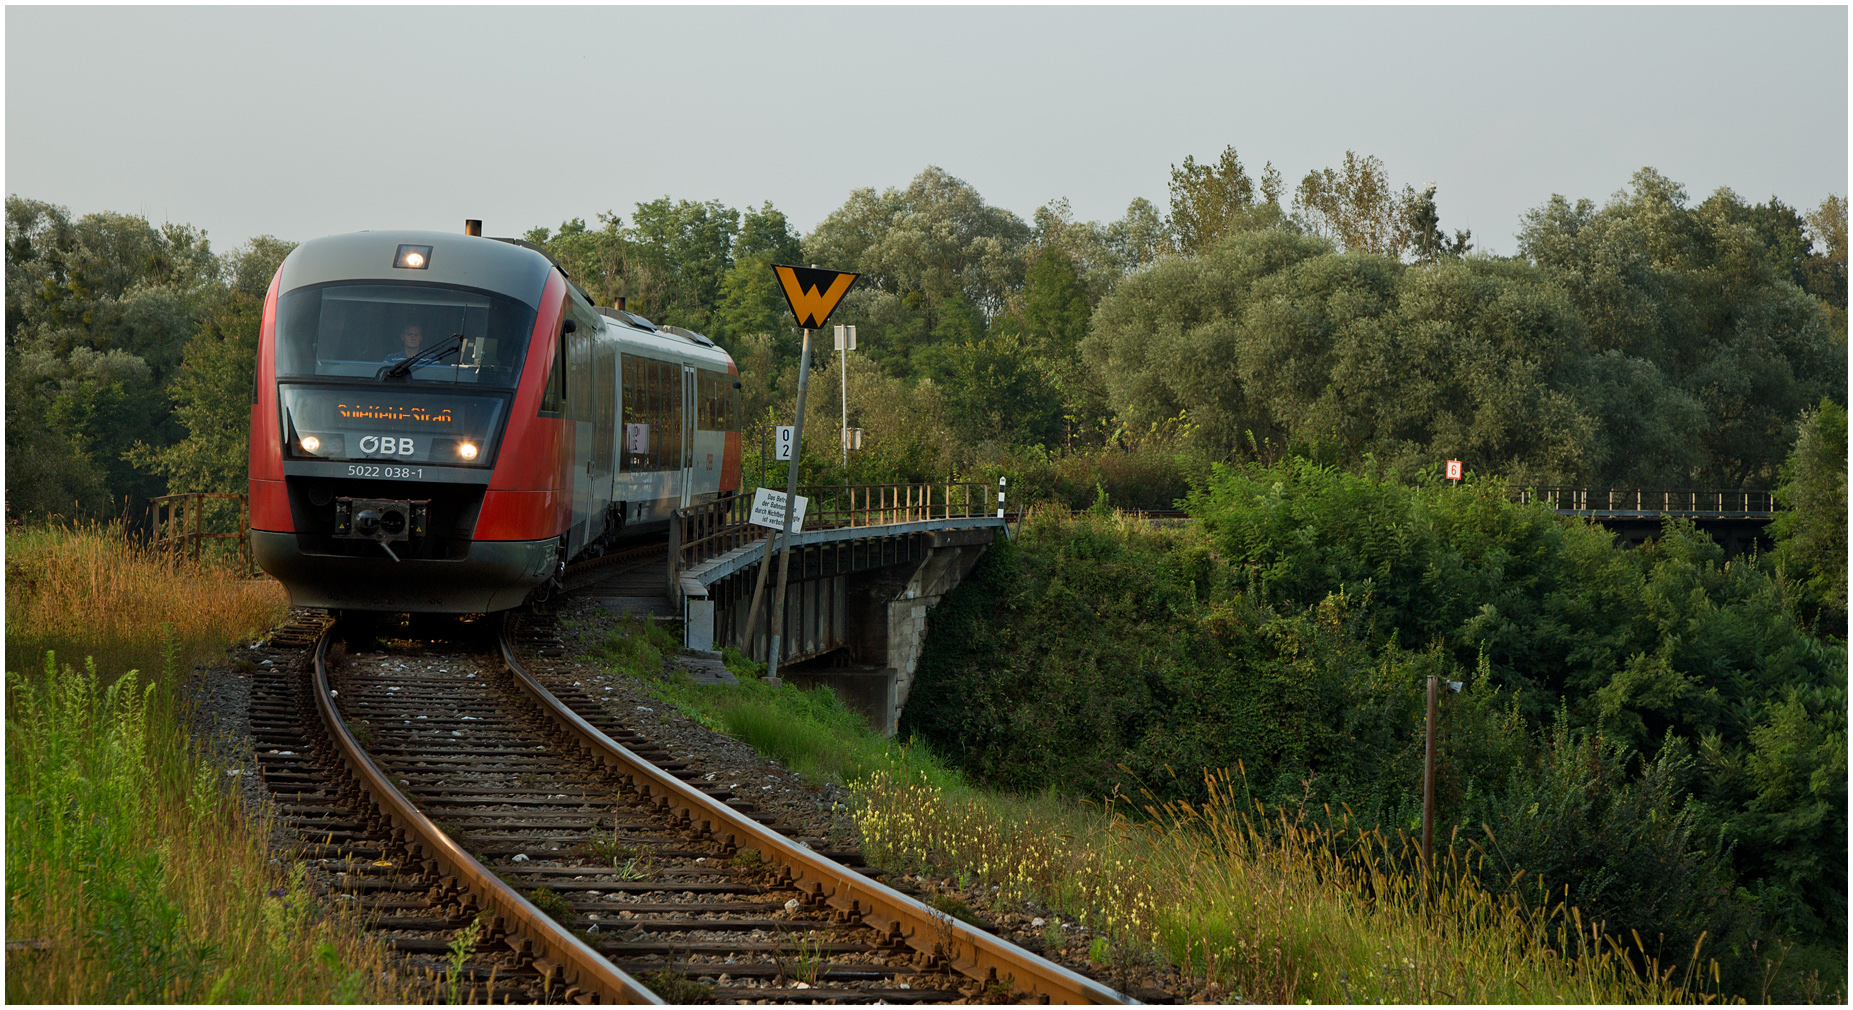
[565,538,668,578]
[494,620,1134,1005]
[310,629,664,1005]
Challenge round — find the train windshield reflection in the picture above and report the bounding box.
[276,281,537,388]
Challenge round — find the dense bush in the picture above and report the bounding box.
[905,460,1846,993]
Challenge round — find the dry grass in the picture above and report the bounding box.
[5,522,403,1002]
[854,764,1734,1004]
[5,521,288,676]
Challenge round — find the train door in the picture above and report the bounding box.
[679,364,698,508]
[591,335,616,531]
[566,322,594,553]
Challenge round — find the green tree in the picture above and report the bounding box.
[127,237,296,496]
[524,214,627,307]
[1518,170,1844,485]
[1293,151,1412,259]
[928,334,1065,450]
[1805,194,1847,343]
[803,166,1030,374]
[999,247,1093,357]
[1167,146,1286,256]
[5,197,227,517]
[1083,228,1599,480]
[625,197,739,331]
[1400,183,1473,264]
[715,203,804,352]
[1770,398,1847,630]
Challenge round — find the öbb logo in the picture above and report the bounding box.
[359,436,415,456]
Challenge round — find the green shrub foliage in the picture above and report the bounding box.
[905,462,1846,986]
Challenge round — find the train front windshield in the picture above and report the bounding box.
[276,281,536,386]
[275,281,539,467]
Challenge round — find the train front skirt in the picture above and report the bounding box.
[252,531,556,613]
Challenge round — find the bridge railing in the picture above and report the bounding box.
[1511,487,1774,516]
[151,492,254,574]
[671,482,998,572]
[802,482,995,528]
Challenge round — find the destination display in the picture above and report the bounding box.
[278,385,507,466]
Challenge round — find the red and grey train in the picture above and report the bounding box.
[250,226,742,612]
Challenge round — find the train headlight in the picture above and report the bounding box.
[458,442,479,461]
[300,435,321,454]
[393,244,433,270]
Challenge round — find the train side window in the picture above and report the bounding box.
[537,324,566,416]
[566,327,592,423]
[621,353,639,470]
[592,337,615,472]
[659,358,679,469]
[623,353,671,472]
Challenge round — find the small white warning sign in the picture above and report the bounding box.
[748,487,808,530]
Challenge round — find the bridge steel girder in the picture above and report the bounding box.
[1582,513,1773,557]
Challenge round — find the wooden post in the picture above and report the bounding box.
[1423,674,1438,874]
[742,529,778,655]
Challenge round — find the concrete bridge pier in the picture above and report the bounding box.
[790,538,989,735]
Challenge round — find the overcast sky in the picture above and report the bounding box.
[6,6,1846,257]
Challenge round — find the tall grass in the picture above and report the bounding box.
[5,523,396,1002]
[6,521,288,676]
[854,764,1731,1004]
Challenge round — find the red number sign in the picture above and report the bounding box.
[1445,460,1463,480]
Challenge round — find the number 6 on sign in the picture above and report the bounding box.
[774,426,795,461]
[1445,459,1463,480]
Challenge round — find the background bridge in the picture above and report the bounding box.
[1513,487,1774,555]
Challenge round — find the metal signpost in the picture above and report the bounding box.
[1445,459,1463,483]
[835,324,857,469]
[741,265,858,682]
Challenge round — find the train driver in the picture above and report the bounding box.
[385,322,425,363]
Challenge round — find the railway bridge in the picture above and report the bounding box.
[574,483,1006,734]
[1514,487,1775,556]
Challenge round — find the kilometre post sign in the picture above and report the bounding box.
[773,265,858,330]
[1446,459,1463,480]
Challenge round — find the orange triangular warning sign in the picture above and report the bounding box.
[773,265,858,330]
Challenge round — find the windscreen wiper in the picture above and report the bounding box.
[379,332,463,379]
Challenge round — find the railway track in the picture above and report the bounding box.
[251,610,1132,1004]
